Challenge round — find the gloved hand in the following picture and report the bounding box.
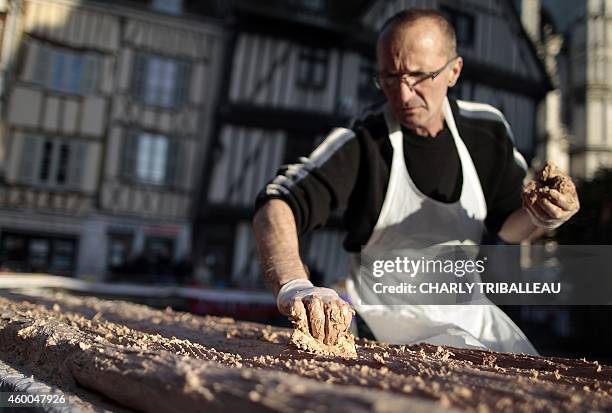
[276,278,354,345]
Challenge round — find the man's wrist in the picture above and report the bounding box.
[264,265,308,296]
[525,206,562,229]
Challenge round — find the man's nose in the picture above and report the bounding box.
[399,82,416,102]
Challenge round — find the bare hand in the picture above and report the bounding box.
[522,167,580,229]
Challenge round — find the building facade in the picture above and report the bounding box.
[565,0,612,178]
[0,0,224,279]
[194,0,375,289]
[532,0,612,178]
[194,0,552,289]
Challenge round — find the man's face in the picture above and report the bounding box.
[376,20,462,136]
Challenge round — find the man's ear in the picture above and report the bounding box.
[448,56,463,87]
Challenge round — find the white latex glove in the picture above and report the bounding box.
[276,278,354,345]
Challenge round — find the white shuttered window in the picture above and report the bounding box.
[33,44,100,94]
[137,133,169,185]
[19,135,86,189]
[297,47,328,89]
[122,132,180,187]
[132,52,191,108]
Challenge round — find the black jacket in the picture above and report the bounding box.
[256,98,527,252]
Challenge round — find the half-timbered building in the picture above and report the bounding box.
[0,0,224,278]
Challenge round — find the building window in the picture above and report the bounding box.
[440,6,476,47]
[132,52,191,108]
[137,133,168,184]
[38,141,70,185]
[145,236,174,276]
[151,0,183,15]
[358,57,379,100]
[297,47,328,89]
[34,45,99,94]
[19,135,86,189]
[145,237,174,259]
[0,232,77,274]
[50,239,76,271]
[122,132,179,186]
[107,233,133,270]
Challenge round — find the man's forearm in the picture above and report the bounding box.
[253,199,308,296]
[498,208,546,244]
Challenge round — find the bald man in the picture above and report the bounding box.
[253,9,579,353]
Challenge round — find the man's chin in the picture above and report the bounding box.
[399,114,421,129]
[392,107,419,121]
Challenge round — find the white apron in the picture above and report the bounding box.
[346,98,538,355]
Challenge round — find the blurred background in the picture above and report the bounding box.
[0,0,609,361]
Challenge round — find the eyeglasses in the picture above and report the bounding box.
[374,56,459,90]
